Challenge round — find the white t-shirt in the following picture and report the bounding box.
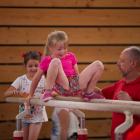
[51,107,79,140]
[11,74,48,123]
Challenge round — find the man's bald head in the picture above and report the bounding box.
[124,46,140,67]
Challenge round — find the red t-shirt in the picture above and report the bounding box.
[127,124,140,140]
[102,77,140,140]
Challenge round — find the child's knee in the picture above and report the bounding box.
[94,60,104,70]
[50,58,61,67]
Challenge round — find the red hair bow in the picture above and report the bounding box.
[38,52,43,56]
[21,53,26,58]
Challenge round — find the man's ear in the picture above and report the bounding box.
[132,60,137,67]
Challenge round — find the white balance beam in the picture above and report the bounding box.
[6,96,140,115]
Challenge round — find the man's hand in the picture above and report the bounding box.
[117,90,132,101]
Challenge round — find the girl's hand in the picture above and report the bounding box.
[26,95,33,106]
[12,90,22,97]
[41,88,46,94]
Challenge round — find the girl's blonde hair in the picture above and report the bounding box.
[43,30,68,57]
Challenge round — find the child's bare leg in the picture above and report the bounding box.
[43,58,70,101]
[28,124,41,140]
[79,60,103,90]
[78,61,104,100]
[22,127,29,140]
[46,58,70,90]
[84,65,103,93]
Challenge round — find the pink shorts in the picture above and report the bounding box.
[53,75,85,96]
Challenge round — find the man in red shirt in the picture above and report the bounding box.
[95,46,140,140]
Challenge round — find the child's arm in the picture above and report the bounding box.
[26,68,44,105]
[74,63,79,75]
[4,86,21,98]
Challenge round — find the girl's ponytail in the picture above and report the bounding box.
[43,40,51,57]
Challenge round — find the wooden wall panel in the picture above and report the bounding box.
[0,65,122,83]
[0,103,53,121]
[0,103,112,121]
[0,46,44,63]
[81,110,112,118]
[0,0,140,7]
[1,9,140,26]
[0,119,111,139]
[0,46,126,63]
[0,103,19,120]
[1,27,140,44]
[0,121,52,139]
[0,65,26,83]
[96,82,115,89]
[86,120,111,137]
[0,85,10,101]
[79,64,122,81]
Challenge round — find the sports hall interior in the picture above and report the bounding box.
[0,0,140,139]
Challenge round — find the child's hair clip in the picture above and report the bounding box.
[38,52,43,56]
[21,53,26,58]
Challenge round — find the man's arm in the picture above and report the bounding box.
[94,86,103,96]
[117,90,140,118]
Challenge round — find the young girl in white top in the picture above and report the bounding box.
[26,30,104,104]
[4,51,48,140]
